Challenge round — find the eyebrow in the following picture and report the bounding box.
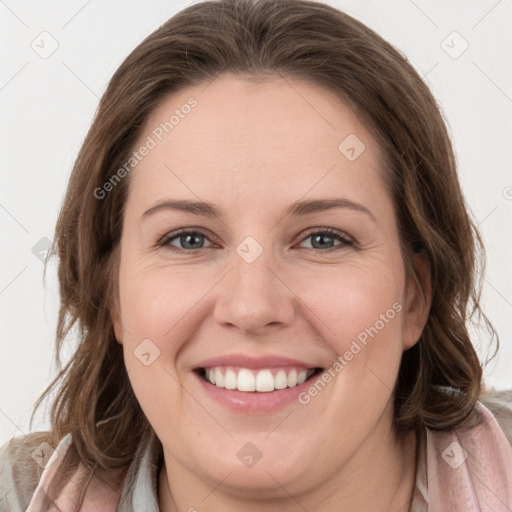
[141,197,376,222]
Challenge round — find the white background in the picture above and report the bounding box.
[1,0,511,446]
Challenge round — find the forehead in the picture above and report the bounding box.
[127,73,387,209]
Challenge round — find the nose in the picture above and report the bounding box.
[213,246,296,335]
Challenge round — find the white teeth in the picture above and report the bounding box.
[202,367,316,392]
[214,368,224,387]
[255,370,274,392]
[274,370,288,389]
[224,369,237,389]
[237,369,255,391]
[287,369,298,387]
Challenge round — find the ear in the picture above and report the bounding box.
[402,250,431,351]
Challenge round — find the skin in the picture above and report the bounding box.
[112,73,431,511]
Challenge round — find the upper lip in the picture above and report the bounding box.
[193,353,324,370]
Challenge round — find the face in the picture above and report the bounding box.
[112,73,429,498]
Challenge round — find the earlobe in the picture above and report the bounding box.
[402,250,432,351]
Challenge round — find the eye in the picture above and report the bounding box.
[298,228,354,251]
[157,227,354,253]
[158,230,214,252]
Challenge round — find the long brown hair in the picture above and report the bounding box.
[28,0,497,494]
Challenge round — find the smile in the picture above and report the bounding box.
[195,366,323,392]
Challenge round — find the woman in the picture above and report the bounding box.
[1,0,511,510]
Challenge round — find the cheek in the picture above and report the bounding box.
[116,261,185,391]
[295,263,405,369]
[119,252,405,359]
[291,264,405,441]
[118,259,203,340]
[116,260,220,406]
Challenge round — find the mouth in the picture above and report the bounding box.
[194,366,324,393]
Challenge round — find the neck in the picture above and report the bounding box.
[158,413,418,512]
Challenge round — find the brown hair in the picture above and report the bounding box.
[26,0,496,496]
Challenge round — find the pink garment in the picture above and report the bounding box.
[422,402,512,511]
[25,435,121,512]
[26,401,512,511]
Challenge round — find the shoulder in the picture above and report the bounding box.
[478,386,512,446]
[0,431,52,512]
[412,387,512,511]
[1,431,127,512]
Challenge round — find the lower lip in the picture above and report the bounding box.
[193,371,319,413]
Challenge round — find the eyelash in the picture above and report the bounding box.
[157,228,354,253]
